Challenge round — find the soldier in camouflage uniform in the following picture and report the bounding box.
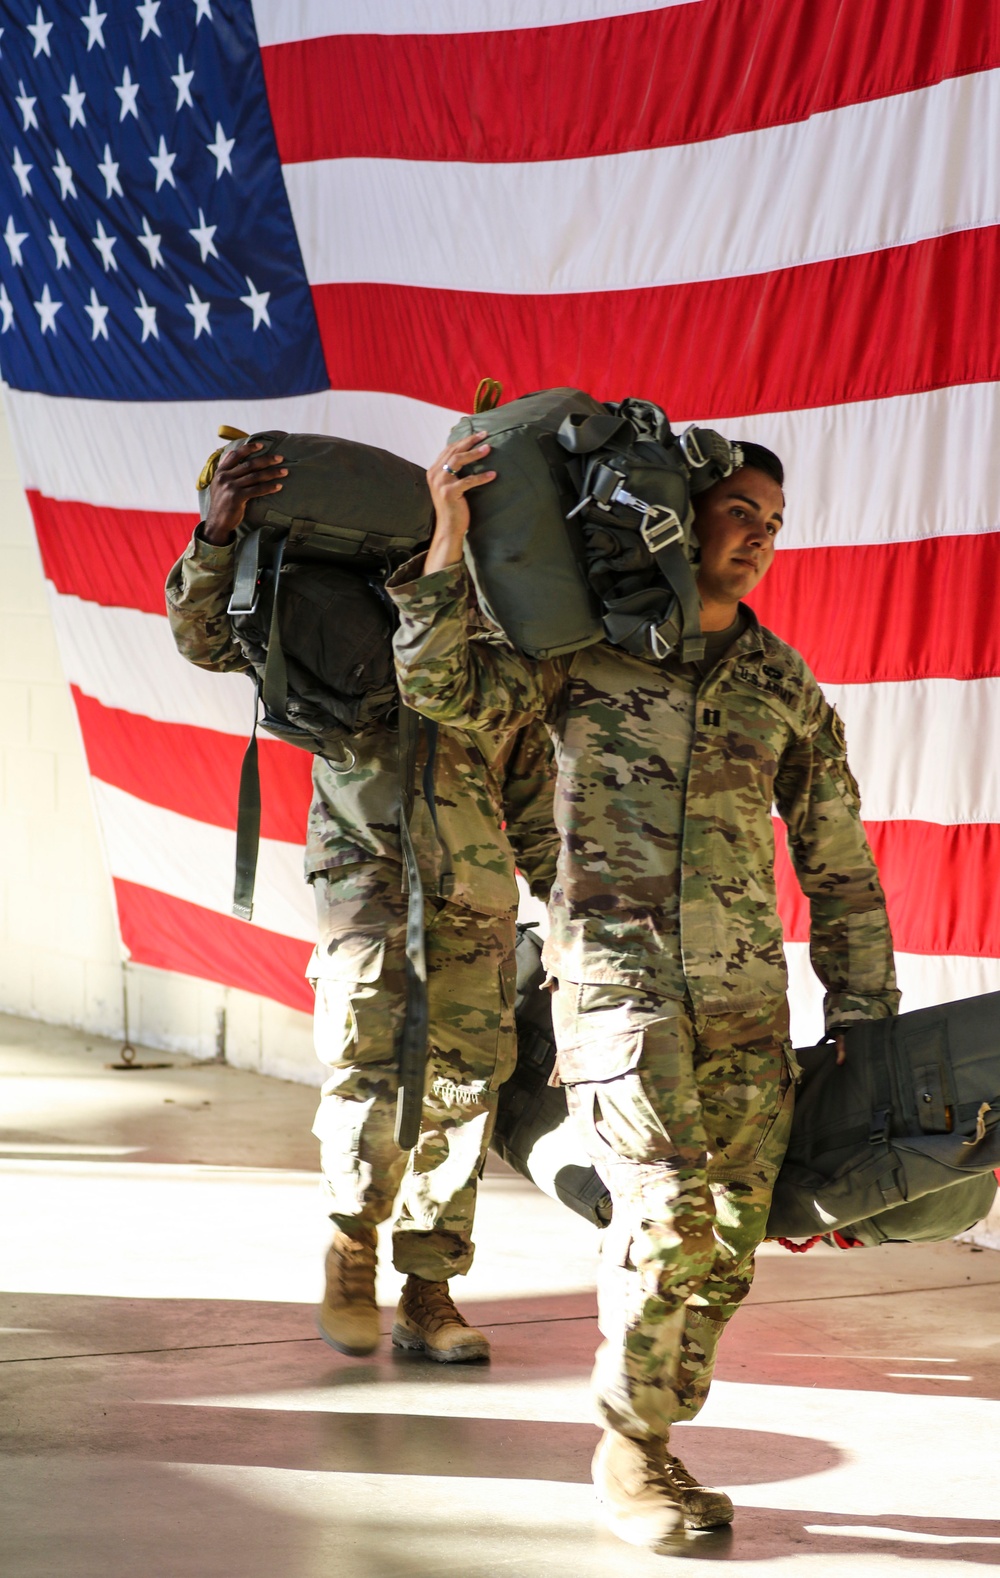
[165,441,557,1364]
[388,428,898,1542]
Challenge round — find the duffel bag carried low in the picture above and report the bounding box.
[496,937,1000,1246]
[450,387,737,662]
[766,996,1000,1240]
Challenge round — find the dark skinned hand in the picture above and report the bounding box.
[201,441,288,545]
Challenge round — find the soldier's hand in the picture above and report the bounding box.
[423,430,496,573]
[202,441,288,545]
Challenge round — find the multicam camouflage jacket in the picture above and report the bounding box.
[165,530,557,918]
[389,559,900,1030]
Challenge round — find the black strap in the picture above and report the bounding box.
[394,705,430,1150]
[261,534,289,720]
[232,678,263,921]
[421,718,454,898]
[647,538,705,663]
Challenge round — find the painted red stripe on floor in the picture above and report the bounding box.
[73,688,313,843]
[748,534,1000,686]
[311,225,1000,422]
[115,878,314,1013]
[262,0,998,165]
[30,491,197,615]
[776,820,1000,958]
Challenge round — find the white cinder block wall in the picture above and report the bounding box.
[0,398,319,1085]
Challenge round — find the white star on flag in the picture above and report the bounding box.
[84,286,109,340]
[33,282,61,334]
[0,283,13,334]
[81,0,107,50]
[62,75,87,129]
[98,143,123,199]
[206,122,234,178]
[115,65,140,121]
[188,207,218,262]
[171,53,194,110]
[11,148,33,199]
[135,289,158,342]
[136,1,161,41]
[47,217,71,269]
[16,80,39,132]
[3,216,28,266]
[185,283,211,339]
[27,6,53,58]
[149,135,177,191]
[92,217,118,271]
[193,0,212,20]
[52,149,77,200]
[240,276,271,330]
[137,215,163,268]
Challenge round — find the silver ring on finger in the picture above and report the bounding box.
[442,462,457,475]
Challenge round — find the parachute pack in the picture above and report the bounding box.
[449,387,739,662]
[494,927,999,1245]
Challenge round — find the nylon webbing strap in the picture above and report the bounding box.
[227,527,264,616]
[394,705,430,1150]
[421,718,454,898]
[649,538,705,663]
[232,678,263,920]
[261,534,289,721]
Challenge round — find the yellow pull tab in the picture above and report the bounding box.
[473,377,502,414]
[196,426,251,490]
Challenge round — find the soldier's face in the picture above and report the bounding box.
[692,467,784,606]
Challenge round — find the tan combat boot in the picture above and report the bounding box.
[391,1275,491,1362]
[592,1430,684,1547]
[661,1447,735,1529]
[316,1227,380,1356]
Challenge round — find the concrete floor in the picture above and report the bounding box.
[1,1012,998,1577]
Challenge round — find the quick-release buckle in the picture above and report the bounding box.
[869,1107,892,1144]
[638,507,684,555]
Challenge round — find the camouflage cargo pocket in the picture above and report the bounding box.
[309,930,390,1068]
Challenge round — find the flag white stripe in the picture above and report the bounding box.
[2,386,454,511]
[49,590,254,736]
[785,942,1000,1046]
[251,0,693,46]
[11,380,1000,551]
[50,589,1000,828]
[285,72,1000,292]
[92,781,314,942]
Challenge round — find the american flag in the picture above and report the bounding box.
[1,0,998,1040]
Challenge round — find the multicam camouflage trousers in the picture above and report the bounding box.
[310,862,517,1281]
[555,984,795,1442]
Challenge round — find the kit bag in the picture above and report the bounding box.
[449,388,737,663]
[766,995,1000,1239]
[491,925,612,1226]
[197,428,437,1149]
[495,935,1000,1245]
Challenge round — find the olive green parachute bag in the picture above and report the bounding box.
[494,925,1000,1245]
[449,387,738,663]
[197,427,437,1150]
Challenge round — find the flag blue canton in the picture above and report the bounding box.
[0,0,328,400]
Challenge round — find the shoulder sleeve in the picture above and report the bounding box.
[388,557,565,733]
[165,529,250,674]
[775,675,899,1031]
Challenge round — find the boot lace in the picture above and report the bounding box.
[334,1234,376,1303]
[403,1278,469,1334]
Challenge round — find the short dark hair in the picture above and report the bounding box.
[733,440,784,489]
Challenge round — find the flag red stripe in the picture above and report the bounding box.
[73,688,313,843]
[115,878,314,1013]
[30,491,197,615]
[748,534,1000,685]
[311,224,1000,421]
[776,820,1000,957]
[37,499,1000,688]
[262,0,998,166]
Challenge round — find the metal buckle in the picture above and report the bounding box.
[639,508,684,554]
[678,425,710,469]
[648,622,674,660]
